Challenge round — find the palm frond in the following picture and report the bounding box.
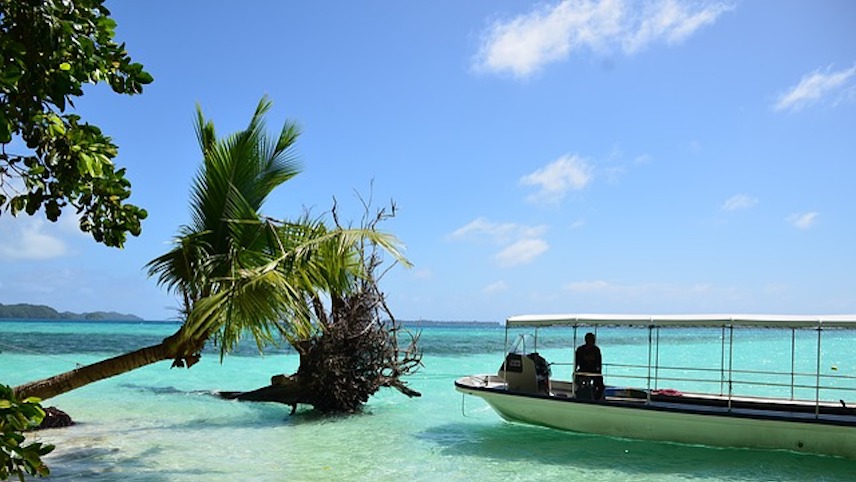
[147,97,411,363]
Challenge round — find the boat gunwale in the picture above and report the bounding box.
[454,378,856,428]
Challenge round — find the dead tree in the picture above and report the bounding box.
[222,200,422,413]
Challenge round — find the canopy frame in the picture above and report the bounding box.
[502,313,856,418]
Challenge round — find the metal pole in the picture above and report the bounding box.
[790,328,796,400]
[720,325,726,396]
[728,325,734,412]
[501,322,510,386]
[534,327,539,352]
[647,325,653,392]
[654,326,660,390]
[572,325,578,380]
[815,323,822,419]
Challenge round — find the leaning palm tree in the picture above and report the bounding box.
[224,200,424,413]
[14,97,407,401]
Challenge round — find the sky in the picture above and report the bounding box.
[1,0,855,322]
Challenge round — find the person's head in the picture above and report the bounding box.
[585,332,596,345]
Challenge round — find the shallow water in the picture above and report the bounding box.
[1,321,855,481]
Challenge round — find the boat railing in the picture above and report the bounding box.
[552,361,856,402]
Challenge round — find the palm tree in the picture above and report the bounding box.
[13,97,407,401]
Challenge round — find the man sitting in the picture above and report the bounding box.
[574,332,604,400]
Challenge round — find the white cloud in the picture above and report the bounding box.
[569,218,586,229]
[787,212,819,230]
[474,0,733,78]
[0,218,70,260]
[565,280,613,292]
[495,238,549,267]
[774,65,856,112]
[449,217,547,243]
[521,154,593,204]
[483,280,510,294]
[634,153,653,165]
[721,194,758,212]
[451,218,550,267]
[623,0,731,53]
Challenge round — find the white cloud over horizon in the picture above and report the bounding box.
[449,217,548,244]
[521,154,593,204]
[774,65,856,112]
[450,218,550,267]
[721,194,758,212]
[569,218,586,229]
[788,211,819,230]
[474,0,734,78]
[483,280,510,294]
[495,239,550,267]
[0,217,72,260]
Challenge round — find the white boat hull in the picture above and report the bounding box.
[456,376,856,459]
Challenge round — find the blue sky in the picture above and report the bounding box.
[2,0,855,322]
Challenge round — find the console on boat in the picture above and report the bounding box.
[497,332,623,402]
[499,334,552,395]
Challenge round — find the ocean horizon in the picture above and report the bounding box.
[2,319,854,481]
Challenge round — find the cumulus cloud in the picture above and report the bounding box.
[495,239,550,267]
[450,218,550,267]
[474,0,733,78]
[0,218,70,260]
[721,194,758,212]
[787,212,819,230]
[634,153,653,165]
[521,154,593,204]
[774,65,856,112]
[483,280,510,294]
[449,217,547,243]
[565,280,613,292]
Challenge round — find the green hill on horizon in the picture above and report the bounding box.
[0,303,142,321]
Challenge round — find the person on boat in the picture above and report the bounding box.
[575,332,604,400]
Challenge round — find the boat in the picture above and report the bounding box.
[455,314,856,458]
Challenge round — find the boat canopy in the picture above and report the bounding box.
[505,313,856,329]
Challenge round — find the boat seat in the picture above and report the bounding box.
[575,377,595,400]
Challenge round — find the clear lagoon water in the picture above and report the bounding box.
[2,320,855,481]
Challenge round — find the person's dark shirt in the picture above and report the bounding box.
[575,344,602,374]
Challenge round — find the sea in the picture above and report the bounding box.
[2,319,855,481]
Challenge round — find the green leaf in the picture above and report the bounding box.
[0,119,11,143]
[0,0,149,248]
[9,195,25,214]
[0,64,22,86]
[78,152,93,175]
[45,200,61,221]
[137,71,154,84]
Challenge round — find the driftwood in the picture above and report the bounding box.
[219,304,422,413]
[219,377,302,412]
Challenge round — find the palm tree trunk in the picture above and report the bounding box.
[13,342,175,401]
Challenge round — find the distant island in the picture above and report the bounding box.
[402,320,502,327]
[0,303,143,321]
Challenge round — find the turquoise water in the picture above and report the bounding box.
[2,321,855,481]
